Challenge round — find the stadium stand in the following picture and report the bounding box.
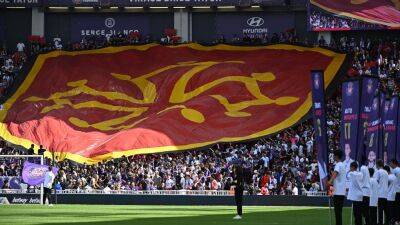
[0,33,398,197]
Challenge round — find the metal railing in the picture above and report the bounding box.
[0,188,328,197]
[58,189,234,196]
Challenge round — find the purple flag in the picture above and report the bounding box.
[357,77,379,163]
[383,96,398,164]
[340,80,360,166]
[311,70,328,191]
[365,95,380,168]
[22,162,58,186]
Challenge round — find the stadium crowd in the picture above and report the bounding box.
[309,9,387,31]
[0,42,26,98]
[0,33,399,195]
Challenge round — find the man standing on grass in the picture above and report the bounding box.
[374,160,388,225]
[369,168,378,225]
[328,150,347,225]
[389,159,399,225]
[385,165,396,225]
[43,166,55,206]
[347,162,364,225]
[360,165,371,225]
[232,162,245,220]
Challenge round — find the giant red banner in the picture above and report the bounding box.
[0,44,346,164]
[311,0,400,28]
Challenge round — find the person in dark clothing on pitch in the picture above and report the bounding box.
[232,161,245,220]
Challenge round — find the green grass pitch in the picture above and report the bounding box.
[0,205,351,225]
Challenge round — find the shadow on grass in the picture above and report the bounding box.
[35,207,352,225]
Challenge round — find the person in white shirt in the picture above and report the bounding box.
[43,166,55,206]
[53,38,63,50]
[347,162,363,225]
[328,150,346,225]
[16,42,25,52]
[385,165,396,225]
[360,165,371,224]
[389,159,400,224]
[369,168,379,225]
[374,160,389,225]
[261,153,269,169]
[292,186,298,196]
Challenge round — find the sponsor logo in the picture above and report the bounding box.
[28,167,47,179]
[105,18,116,29]
[11,197,40,204]
[247,17,264,27]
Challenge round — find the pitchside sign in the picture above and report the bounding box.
[215,13,295,39]
[71,14,150,42]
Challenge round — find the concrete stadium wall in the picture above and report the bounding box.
[191,11,302,44]
[0,8,32,49]
[0,193,352,206]
[45,12,174,44]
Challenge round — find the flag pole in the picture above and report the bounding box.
[328,196,333,225]
[51,148,57,205]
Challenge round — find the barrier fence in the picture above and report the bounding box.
[0,188,328,197]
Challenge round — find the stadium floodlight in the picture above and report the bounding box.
[0,155,44,205]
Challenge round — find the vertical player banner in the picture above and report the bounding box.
[383,96,398,163]
[340,80,359,169]
[396,95,400,162]
[365,95,381,168]
[357,77,379,163]
[311,70,329,191]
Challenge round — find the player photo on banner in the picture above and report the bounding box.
[340,80,360,172]
[365,95,381,168]
[383,96,398,164]
[357,77,379,162]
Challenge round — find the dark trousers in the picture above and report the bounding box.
[387,201,395,225]
[395,193,400,222]
[362,196,371,225]
[43,187,52,205]
[234,185,244,216]
[378,198,388,225]
[333,195,345,225]
[353,201,363,225]
[370,207,378,225]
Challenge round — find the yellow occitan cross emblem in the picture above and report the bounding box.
[24,61,299,131]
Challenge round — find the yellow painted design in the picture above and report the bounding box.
[350,0,368,5]
[0,44,346,164]
[391,0,400,10]
[23,60,297,130]
[181,108,205,123]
